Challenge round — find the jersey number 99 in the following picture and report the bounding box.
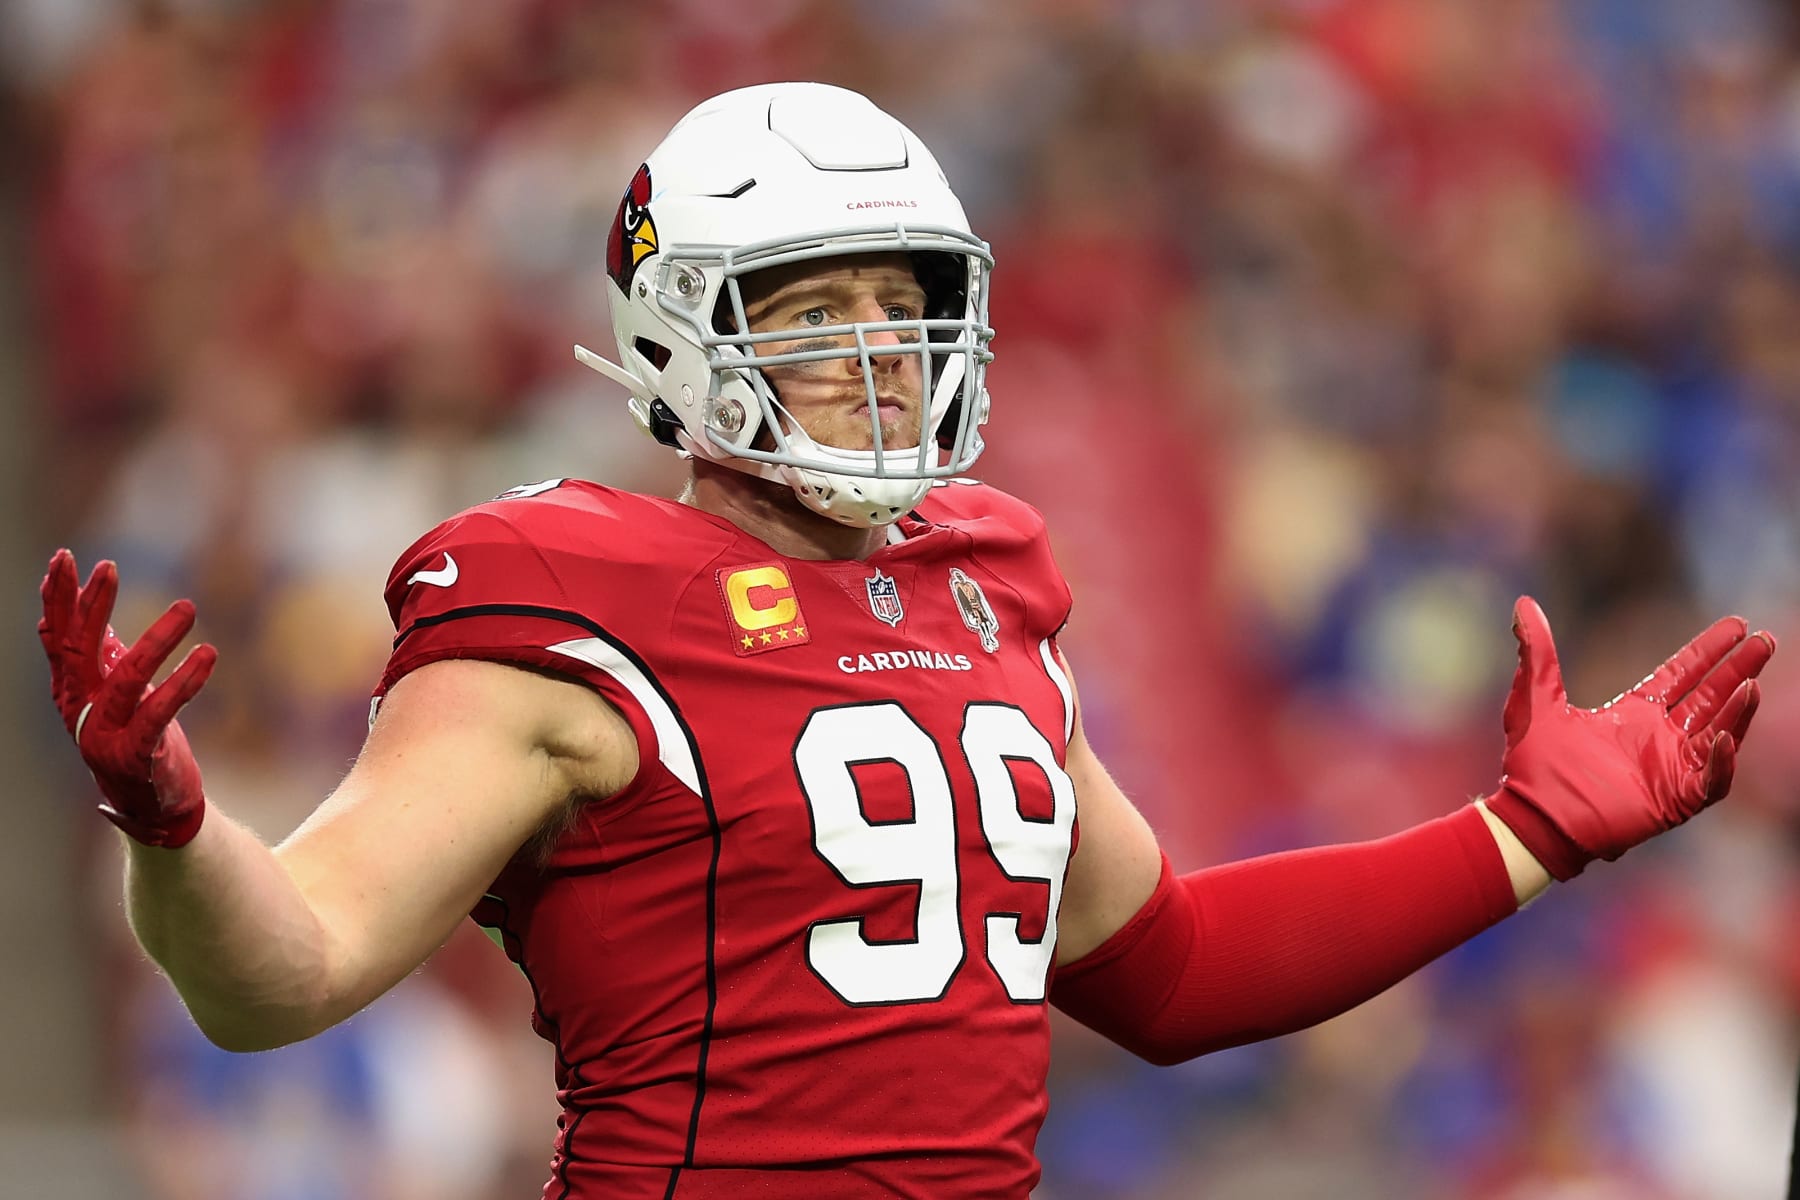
[795,701,1076,1006]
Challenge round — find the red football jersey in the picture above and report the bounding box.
[377,478,1078,1199]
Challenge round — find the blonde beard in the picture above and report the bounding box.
[761,400,924,456]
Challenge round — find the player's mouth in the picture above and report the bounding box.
[855,396,910,420]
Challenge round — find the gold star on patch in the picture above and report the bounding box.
[718,561,813,658]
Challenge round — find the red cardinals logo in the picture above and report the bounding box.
[607,163,658,292]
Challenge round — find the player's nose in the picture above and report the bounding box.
[846,295,908,361]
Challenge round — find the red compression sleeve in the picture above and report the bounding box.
[1050,805,1517,1065]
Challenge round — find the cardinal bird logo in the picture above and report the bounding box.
[607,163,658,292]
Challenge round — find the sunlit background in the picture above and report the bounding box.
[3,0,1800,1196]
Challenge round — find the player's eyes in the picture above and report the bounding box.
[785,299,920,329]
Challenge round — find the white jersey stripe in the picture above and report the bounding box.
[1036,637,1074,746]
[548,636,701,795]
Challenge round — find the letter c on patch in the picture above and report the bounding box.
[726,566,798,630]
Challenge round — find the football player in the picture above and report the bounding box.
[39,83,1776,1199]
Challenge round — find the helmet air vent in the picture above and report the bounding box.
[633,337,672,371]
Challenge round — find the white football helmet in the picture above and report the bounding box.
[575,82,994,527]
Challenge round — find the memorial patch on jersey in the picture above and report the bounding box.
[718,562,812,656]
[864,569,904,627]
[949,567,1000,652]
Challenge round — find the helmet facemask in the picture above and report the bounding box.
[682,230,992,526]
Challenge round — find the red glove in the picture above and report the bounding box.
[38,550,217,848]
[1486,596,1775,880]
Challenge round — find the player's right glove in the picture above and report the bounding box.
[38,550,217,848]
[1484,596,1774,880]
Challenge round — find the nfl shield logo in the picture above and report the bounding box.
[865,570,905,627]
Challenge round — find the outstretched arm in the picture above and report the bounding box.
[1051,681,1520,1065]
[1051,598,1774,1065]
[39,551,637,1051]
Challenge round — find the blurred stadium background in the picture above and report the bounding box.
[3,0,1799,1196]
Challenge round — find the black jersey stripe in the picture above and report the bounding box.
[391,601,603,649]
[478,896,588,1200]
[394,601,724,1188]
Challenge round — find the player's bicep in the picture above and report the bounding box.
[1054,652,1164,965]
[275,657,636,1021]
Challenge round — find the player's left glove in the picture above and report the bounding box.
[38,550,217,848]
[1485,596,1775,880]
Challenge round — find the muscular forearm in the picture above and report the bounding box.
[125,810,340,1052]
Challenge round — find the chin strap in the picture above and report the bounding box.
[782,465,929,528]
[695,413,935,528]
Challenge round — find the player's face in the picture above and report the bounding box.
[738,253,928,452]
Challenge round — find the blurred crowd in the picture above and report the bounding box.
[9,0,1800,1196]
